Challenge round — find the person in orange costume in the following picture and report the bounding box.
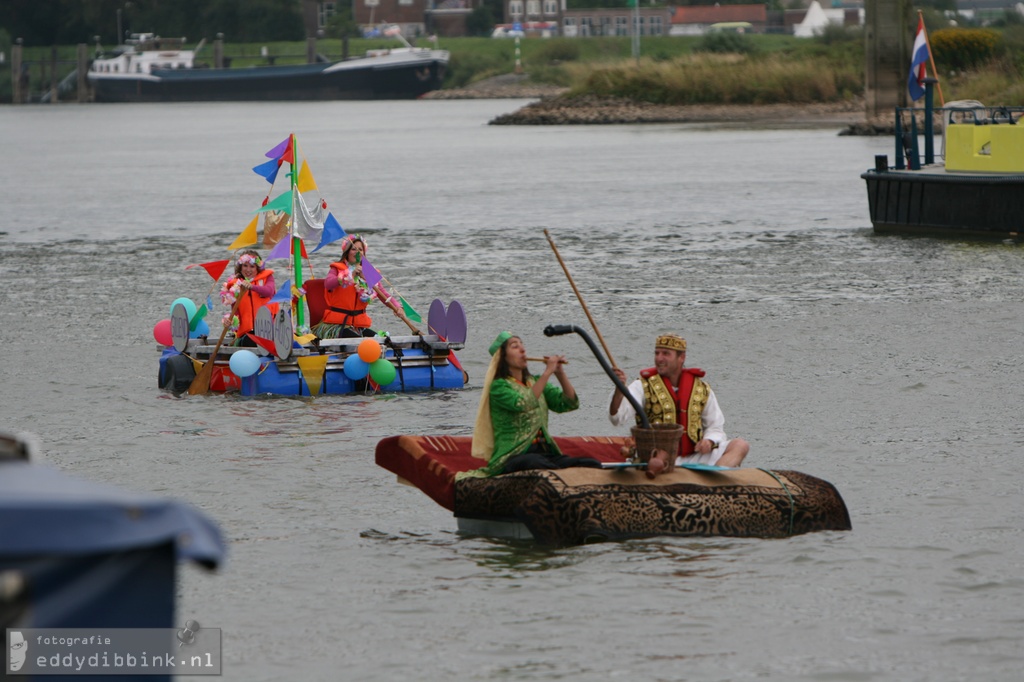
[221,250,277,347]
[313,234,406,339]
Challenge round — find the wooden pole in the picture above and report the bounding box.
[920,11,945,107]
[543,229,617,369]
[188,297,243,395]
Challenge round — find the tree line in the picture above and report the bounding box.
[1,0,306,46]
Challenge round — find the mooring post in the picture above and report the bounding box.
[77,44,89,103]
[12,40,23,105]
[923,78,936,165]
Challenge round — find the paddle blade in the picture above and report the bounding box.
[427,299,447,339]
[446,300,467,344]
[187,359,215,395]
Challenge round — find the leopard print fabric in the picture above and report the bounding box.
[455,469,851,545]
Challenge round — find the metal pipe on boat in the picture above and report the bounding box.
[543,324,650,428]
[924,78,936,165]
[895,108,905,170]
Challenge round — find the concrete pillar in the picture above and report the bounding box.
[864,0,913,120]
[214,35,224,69]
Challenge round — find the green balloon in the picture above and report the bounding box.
[369,358,396,386]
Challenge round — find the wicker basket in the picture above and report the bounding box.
[631,424,685,472]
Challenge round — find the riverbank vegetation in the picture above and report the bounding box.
[3,18,1023,106]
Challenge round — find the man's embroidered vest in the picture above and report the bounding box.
[636,367,709,456]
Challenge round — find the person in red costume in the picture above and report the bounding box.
[221,250,277,347]
[609,334,749,477]
[312,234,407,339]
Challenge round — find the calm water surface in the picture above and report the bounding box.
[1,100,1022,681]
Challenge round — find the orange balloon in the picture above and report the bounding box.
[357,338,381,363]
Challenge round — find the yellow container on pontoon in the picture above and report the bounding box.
[945,123,1024,173]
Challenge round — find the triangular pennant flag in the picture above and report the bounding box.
[280,136,295,165]
[185,259,230,281]
[297,355,329,397]
[400,297,423,324]
[296,160,317,194]
[256,192,293,215]
[265,136,290,159]
[313,212,347,253]
[265,237,291,261]
[190,304,209,329]
[252,157,281,183]
[294,333,316,345]
[361,257,383,289]
[227,216,259,251]
[268,279,292,305]
[246,334,277,354]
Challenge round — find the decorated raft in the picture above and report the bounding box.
[376,434,852,545]
[154,133,468,397]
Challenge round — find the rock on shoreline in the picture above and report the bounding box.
[425,75,892,134]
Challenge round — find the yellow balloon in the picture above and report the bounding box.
[357,338,381,363]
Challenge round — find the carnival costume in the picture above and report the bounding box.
[458,332,599,480]
[313,235,398,339]
[609,334,732,466]
[221,253,277,344]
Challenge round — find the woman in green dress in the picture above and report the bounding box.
[459,331,603,479]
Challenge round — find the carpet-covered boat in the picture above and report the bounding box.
[861,84,1024,239]
[376,434,851,545]
[155,133,467,397]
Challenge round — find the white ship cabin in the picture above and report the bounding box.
[91,33,195,75]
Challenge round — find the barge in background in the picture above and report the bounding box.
[88,32,447,103]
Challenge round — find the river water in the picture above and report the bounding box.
[1,100,1022,681]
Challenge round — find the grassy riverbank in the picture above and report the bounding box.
[5,29,1023,106]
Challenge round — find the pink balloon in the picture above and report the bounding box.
[153,319,173,346]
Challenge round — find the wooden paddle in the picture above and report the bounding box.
[543,229,618,369]
[188,295,243,395]
[527,357,568,364]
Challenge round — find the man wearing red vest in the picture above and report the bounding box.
[609,334,749,476]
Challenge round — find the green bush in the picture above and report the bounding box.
[931,28,1000,70]
[533,39,581,64]
[695,31,757,55]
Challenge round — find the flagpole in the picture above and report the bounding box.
[289,133,307,331]
[919,11,945,107]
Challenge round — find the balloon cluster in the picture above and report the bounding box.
[153,297,209,345]
[343,339,396,385]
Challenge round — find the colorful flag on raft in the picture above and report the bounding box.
[268,279,292,306]
[265,136,291,160]
[908,16,930,102]
[185,260,230,281]
[297,356,329,397]
[312,212,346,253]
[252,157,281,184]
[257,192,293,215]
[360,257,383,289]
[400,297,422,324]
[265,236,292,261]
[227,216,260,251]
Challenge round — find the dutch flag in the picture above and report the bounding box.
[908,16,930,101]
